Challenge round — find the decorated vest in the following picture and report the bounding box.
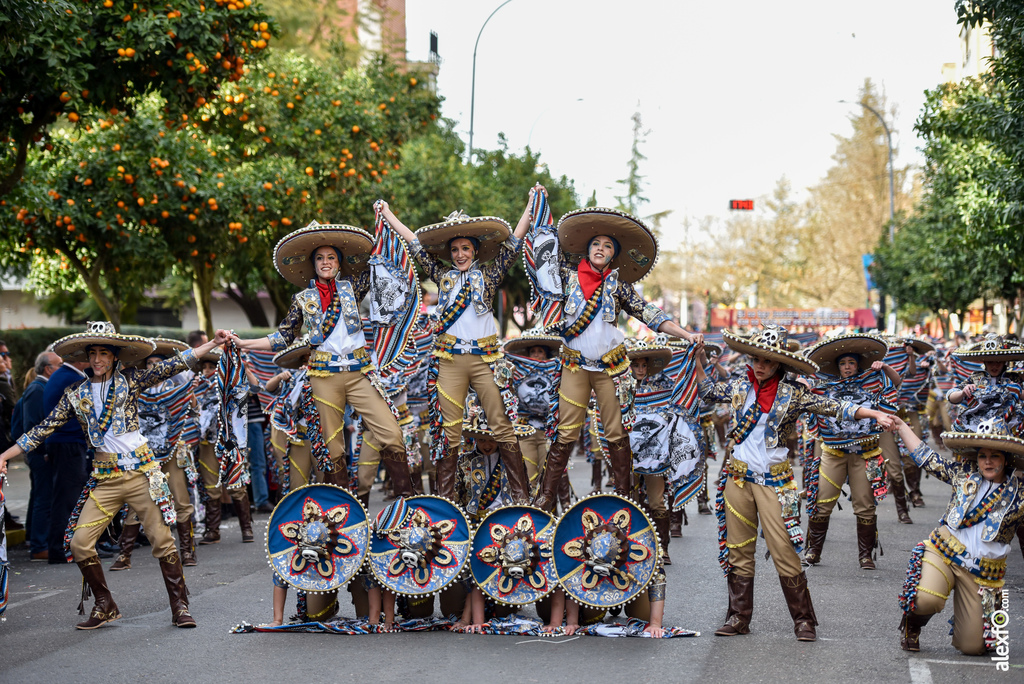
[437,267,489,316]
[563,269,618,326]
[294,277,362,345]
[72,373,130,448]
[729,380,795,450]
[944,471,1022,543]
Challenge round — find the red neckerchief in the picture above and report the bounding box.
[578,259,608,300]
[746,366,781,412]
[315,279,336,312]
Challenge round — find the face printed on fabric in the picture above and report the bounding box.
[985,360,1007,377]
[630,357,648,381]
[449,237,476,272]
[588,235,617,270]
[87,346,117,380]
[749,355,780,382]
[977,447,1008,483]
[837,355,859,379]
[527,345,550,361]
[313,245,341,282]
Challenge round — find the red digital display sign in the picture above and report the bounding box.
[729,200,754,211]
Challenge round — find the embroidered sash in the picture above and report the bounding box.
[729,400,764,446]
[430,281,471,335]
[958,481,1007,529]
[562,280,604,341]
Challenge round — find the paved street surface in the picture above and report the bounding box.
[2,448,1022,684]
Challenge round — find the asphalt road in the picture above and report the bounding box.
[1,447,1022,684]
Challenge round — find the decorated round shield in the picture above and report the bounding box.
[470,506,557,606]
[266,484,370,594]
[367,495,471,597]
[552,494,659,609]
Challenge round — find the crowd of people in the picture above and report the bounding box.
[0,184,1020,654]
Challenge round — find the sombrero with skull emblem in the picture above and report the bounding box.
[625,339,673,376]
[953,333,1024,362]
[273,220,374,288]
[807,333,889,378]
[723,325,819,376]
[470,506,558,606]
[265,484,371,593]
[941,417,1024,470]
[52,321,157,366]
[415,210,511,264]
[502,327,564,357]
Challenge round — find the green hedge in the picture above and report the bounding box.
[0,326,274,396]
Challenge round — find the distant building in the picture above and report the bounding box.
[942,17,995,82]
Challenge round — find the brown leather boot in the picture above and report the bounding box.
[177,520,198,567]
[653,512,671,565]
[235,491,254,543]
[904,464,924,507]
[159,551,197,628]
[427,471,436,495]
[714,572,754,636]
[358,491,370,511]
[780,572,817,641]
[75,555,122,629]
[381,448,415,497]
[434,446,460,500]
[497,441,531,505]
[856,515,878,569]
[533,440,574,512]
[605,438,634,500]
[900,611,931,651]
[199,497,222,545]
[802,516,829,566]
[411,465,424,494]
[669,509,683,537]
[109,523,141,571]
[590,459,603,495]
[322,461,350,488]
[890,475,913,524]
[930,423,943,446]
[558,470,572,512]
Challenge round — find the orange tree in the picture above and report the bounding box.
[0,0,276,197]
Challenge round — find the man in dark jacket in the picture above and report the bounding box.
[44,356,91,563]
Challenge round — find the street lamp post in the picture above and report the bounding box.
[468,0,514,163]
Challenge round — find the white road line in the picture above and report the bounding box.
[6,590,63,610]
[923,658,1018,668]
[909,660,934,684]
[516,636,581,645]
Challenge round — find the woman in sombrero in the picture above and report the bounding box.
[802,333,901,570]
[229,221,416,502]
[892,415,1024,655]
[0,322,228,629]
[695,325,895,642]
[524,190,701,512]
[378,197,535,504]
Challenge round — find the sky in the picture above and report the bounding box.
[404,1,962,248]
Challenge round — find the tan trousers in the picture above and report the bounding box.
[198,442,246,503]
[813,442,875,519]
[556,368,625,444]
[359,435,384,498]
[270,427,317,491]
[520,429,548,486]
[882,411,924,482]
[436,354,516,444]
[71,471,176,560]
[125,455,194,526]
[310,371,404,470]
[925,395,952,431]
[644,474,666,514]
[912,537,986,655]
[723,477,803,578]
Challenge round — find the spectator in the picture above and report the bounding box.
[13,352,61,561]
[187,330,208,348]
[0,340,15,452]
[44,354,91,564]
[246,394,272,513]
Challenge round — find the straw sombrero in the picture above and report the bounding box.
[462,402,534,440]
[941,418,1024,470]
[953,333,1024,363]
[414,210,511,264]
[556,208,658,283]
[807,333,888,377]
[723,325,818,376]
[129,337,189,369]
[625,340,673,376]
[503,328,564,357]
[273,338,311,370]
[273,220,374,288]
[898,336,936,356]
[52,321,157,367]
[198,348,222,365]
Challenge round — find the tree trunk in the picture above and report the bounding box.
[64,250,120,330]
[191,264,216,337]
[223,284,271,328]
[0,123,41,198]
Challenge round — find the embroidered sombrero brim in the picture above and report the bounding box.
[463,423,535,440]
[940,431,1024,470]
[129,337,189,368]
[556,208,658,284]
[503,333,564,356]
[723,329,819,376]
[273,342,311,370]
[198,349,222,365]
[273,222,374,288]
[808,334,888,377]
[53,331,157,366]
[626,345,673,375]
[953,344,1024,362]
[415,216,511,264]
[903,338,936,355]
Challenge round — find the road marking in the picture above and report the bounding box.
[516,636,581,645]
[923,658,1020,668]
[908,660,933,684]
[6,590,63,610]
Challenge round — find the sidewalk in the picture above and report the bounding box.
[3,457,31,547]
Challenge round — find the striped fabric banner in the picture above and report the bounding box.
[216,341,251,490]
[370,201,421,373]
[137,380,196,456]
[949,354,984,383]
[523,189,563,326]
[244,349,281,413]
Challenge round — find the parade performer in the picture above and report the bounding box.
[523,186,700,512]
[0,322,230,629]
[379,197,535,504]
[230,220,417,502]
[894,416,1023,655]
[691,341,727,519]
[926,346,954,443]
[877,338,918,524]
[265,340,315,494]
[897,338,937,508]
[114,338,202,569]
[947,333,1024,436]
[697,326,895,641]
[802,333,899,569]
